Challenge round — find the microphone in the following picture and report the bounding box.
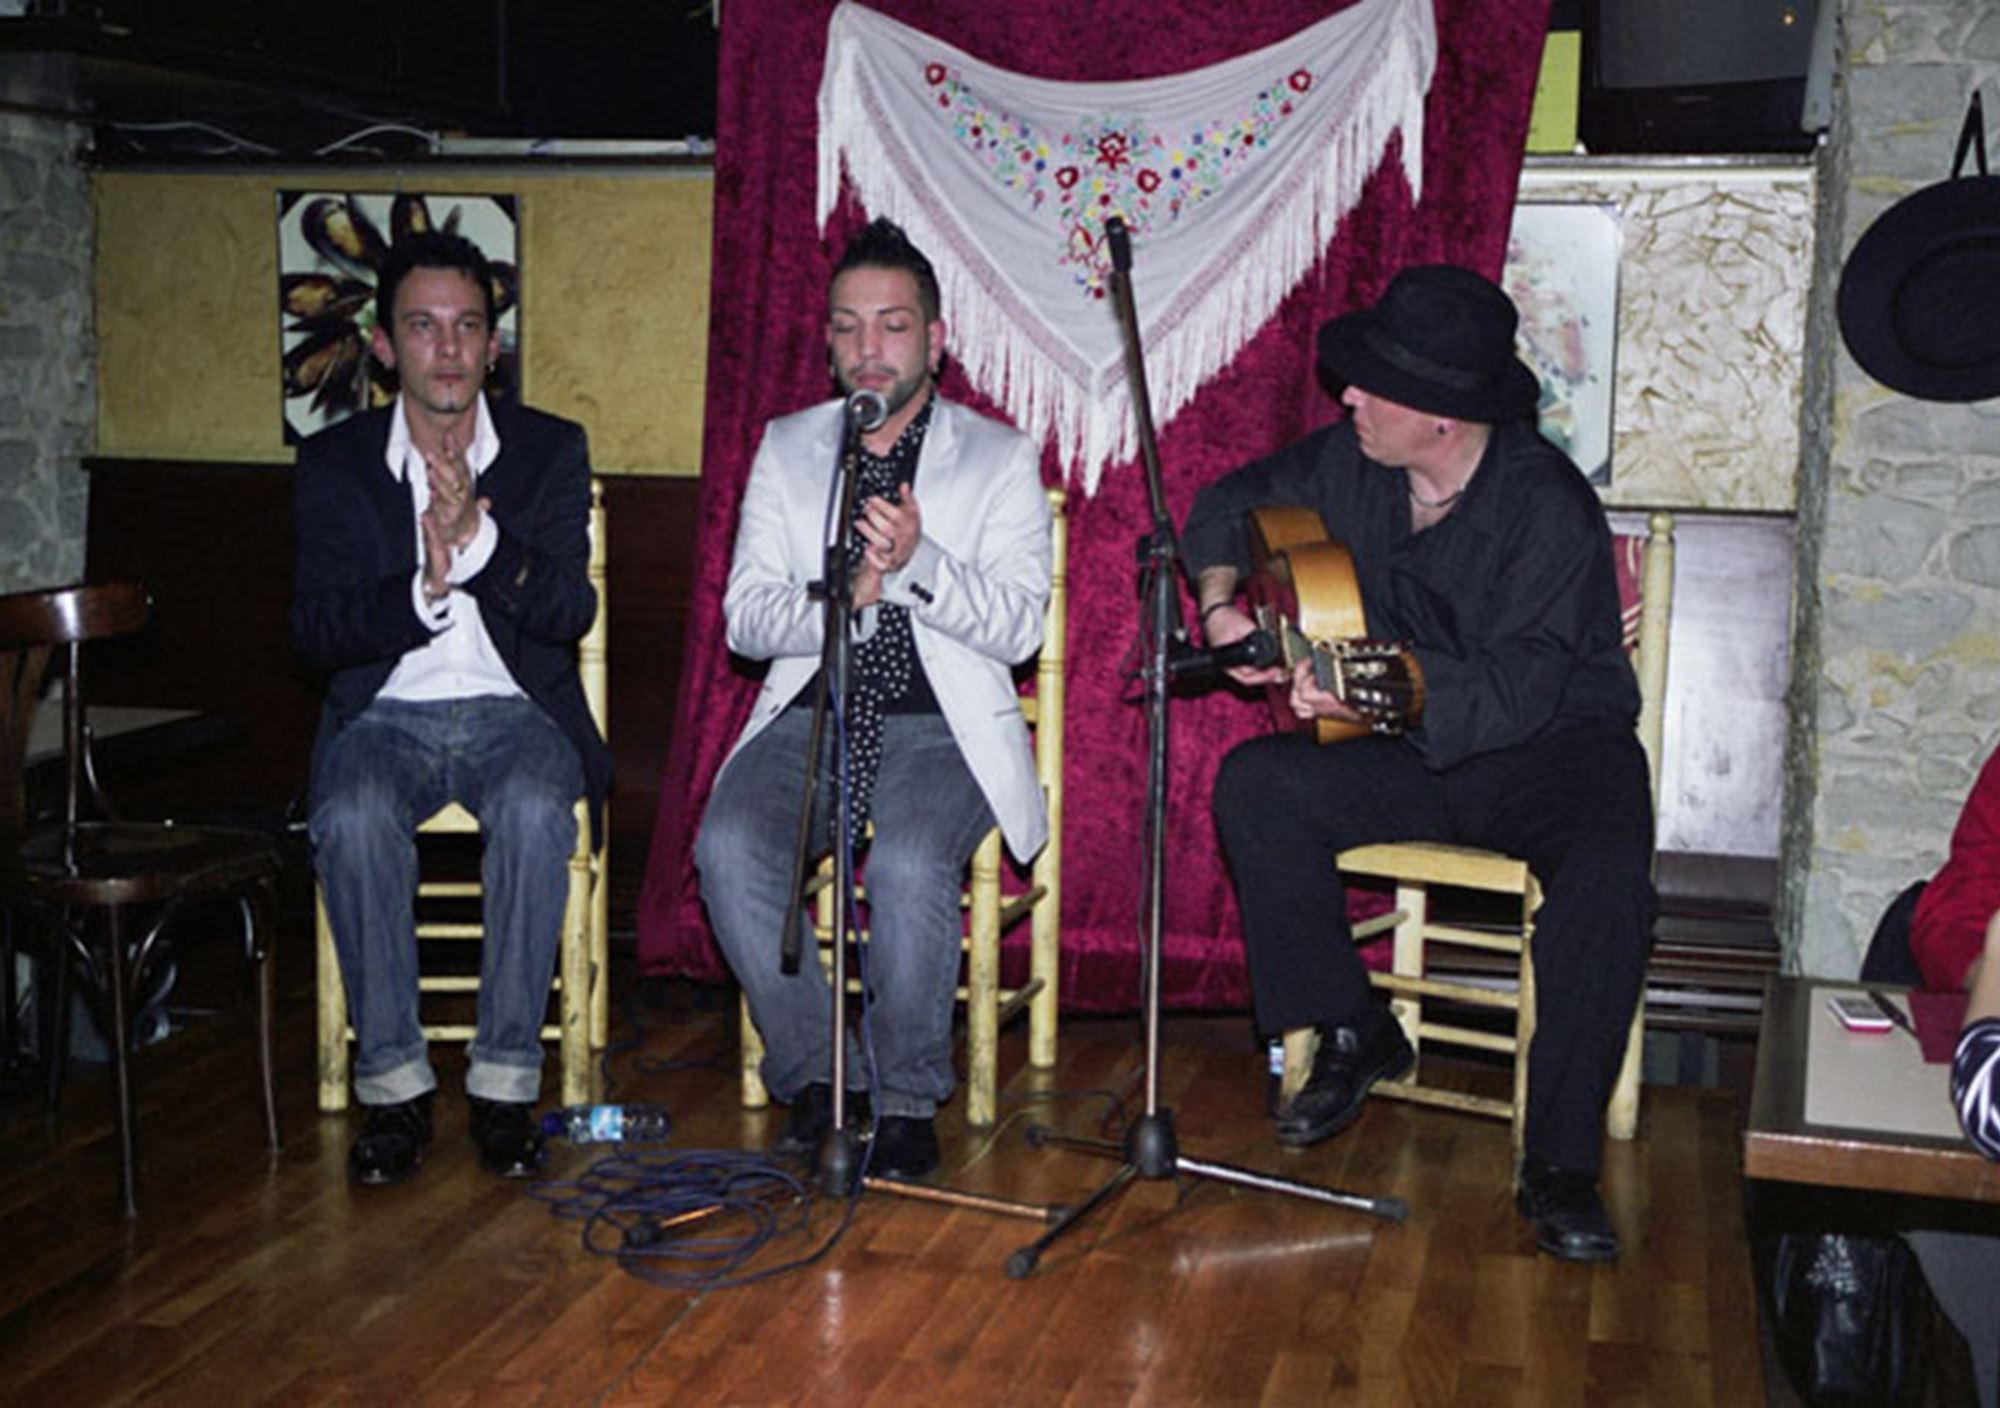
[1166,629,1280,680]
[846,388,888,432]
[1105,215,1132,274]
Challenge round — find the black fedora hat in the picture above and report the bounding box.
[1317,264,1542,423]
[1838,95,2000,403]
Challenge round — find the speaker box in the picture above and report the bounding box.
[1579,0,1834,155]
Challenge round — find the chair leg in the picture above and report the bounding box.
[965,828,1001,1127]
[44,916,71,1116]
[103,906,138,1219]
[1512,938,1538,1162]
[0,906,16,1072]
[1606,1002,1645,1142]
[590,847,610,1051]
[1028,837,1059,1072]
[558,846,592,1107]
[1280,1027,1317,1104]
[1387,881,1428,1062]
[314,888,350,1113]
[741,997,770,1107]
[243,884,280,1151]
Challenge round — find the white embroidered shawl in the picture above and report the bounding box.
[817,0,1437,492]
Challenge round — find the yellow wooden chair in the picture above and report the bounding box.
[740,488,1067,1127]
[315,478,610,1112]
[1282,511,1676,1155]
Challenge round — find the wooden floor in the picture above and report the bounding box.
[0,921,1770,1406]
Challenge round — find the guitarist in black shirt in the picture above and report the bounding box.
[1181,265,1653,1263]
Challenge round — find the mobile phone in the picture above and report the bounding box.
[1827,993,1893,1032]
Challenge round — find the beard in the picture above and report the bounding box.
[838,361,930,419]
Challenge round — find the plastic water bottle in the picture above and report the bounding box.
[539,1103,672,1143]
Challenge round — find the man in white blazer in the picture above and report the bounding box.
[695,220,1051,1180]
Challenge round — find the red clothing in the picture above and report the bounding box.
[1914,749,2000,989]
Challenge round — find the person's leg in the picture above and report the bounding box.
[1906,1230,2000,1408]
[850,713,993,1120]
[1457,722,1657,1180]
[695,708,847,1103]
[1212,732,1449,1035]
[455,697,584,1104]
[309,699,451,1106]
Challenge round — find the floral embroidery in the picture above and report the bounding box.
[928,61,1315,298]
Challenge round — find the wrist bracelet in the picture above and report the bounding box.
[1199,600,1234,623]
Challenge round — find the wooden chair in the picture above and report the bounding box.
[314,478,610,1112]
[0,582,282,1218]
[740,487,1067,1127]
[1281,511,1677,1156]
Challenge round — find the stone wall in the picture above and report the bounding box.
[1791,1,2000,973]
[0,73,92,593]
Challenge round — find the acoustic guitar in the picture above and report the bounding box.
[1245,505,1425,743]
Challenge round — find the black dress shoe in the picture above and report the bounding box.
[349,1092,435,1187]
[772,1083,870,1159]
[1516,1154,1619,1262]
[870,1115,940,1180]
[468,1097,549,1179]
[1274,1015,1415,1148]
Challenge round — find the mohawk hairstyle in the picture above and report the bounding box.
[832,217,941,322]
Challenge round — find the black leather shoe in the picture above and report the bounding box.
[349,1092,434,1187]
[1274,1016,1414,1148]
[468,1097,548,1179]
[870,1115,940,1180]
[772,1083,870,1159]
[1516,1154,1619,1262]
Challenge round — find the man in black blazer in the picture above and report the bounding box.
[292,232,610,1187]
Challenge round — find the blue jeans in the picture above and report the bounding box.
[310,696,582,1107]
[695,707,993,1118]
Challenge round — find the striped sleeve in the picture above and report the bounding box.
[1952,1017,2000,1160]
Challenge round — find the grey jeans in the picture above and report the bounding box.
[696,706,993,1118]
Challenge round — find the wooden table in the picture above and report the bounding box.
[1746,974,2000,1202]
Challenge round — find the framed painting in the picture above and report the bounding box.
[1503,201,1621,485]
[276,191,519,444]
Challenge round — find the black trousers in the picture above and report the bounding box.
[1212,720,1657,1176]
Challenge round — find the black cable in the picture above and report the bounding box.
[529,1147,869,1292]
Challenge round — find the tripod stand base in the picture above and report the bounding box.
[1008,1117,1409,1279]
[816,1124,865,1198]
[815,1124,1065,1222]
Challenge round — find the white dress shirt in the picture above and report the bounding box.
[378,393,524,704]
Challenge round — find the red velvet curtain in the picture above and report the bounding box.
[636,0,1551,1011]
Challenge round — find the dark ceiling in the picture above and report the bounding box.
[0,1,719,160]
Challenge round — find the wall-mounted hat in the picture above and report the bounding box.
[1837,91,2000,403]
[1317,264,1542,423]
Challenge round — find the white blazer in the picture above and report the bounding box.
[716,396,1053,861]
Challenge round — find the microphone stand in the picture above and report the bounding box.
[778,390,1060,1224]
[1004,218,1405,1279]
[779,392,872,1196]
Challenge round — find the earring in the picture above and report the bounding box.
[1435,422,1449,436]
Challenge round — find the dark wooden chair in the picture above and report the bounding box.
[0,582,281,1217]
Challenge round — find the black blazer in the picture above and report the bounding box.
[290,399,612,830]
